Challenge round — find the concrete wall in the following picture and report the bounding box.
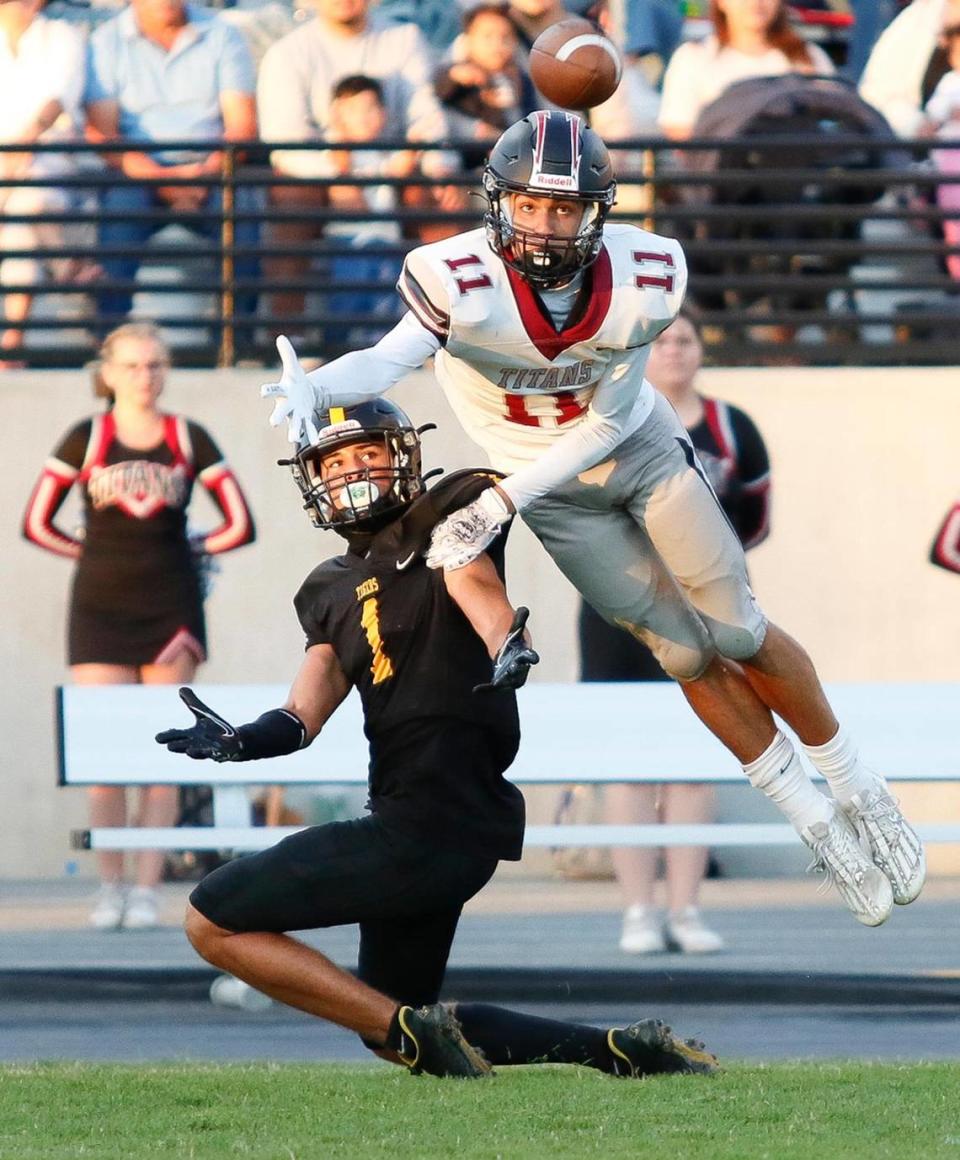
[4,365,959,878]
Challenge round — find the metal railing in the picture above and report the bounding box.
[1,136,958,368]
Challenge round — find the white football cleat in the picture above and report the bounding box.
[843,788,926,905]
[802,806,894,927]
[665,908,725,954]
[619,905,667,955]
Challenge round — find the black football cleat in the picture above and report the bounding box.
[396,1004,492,1078]
[607,1018,719,1077]
[473,607,540,693]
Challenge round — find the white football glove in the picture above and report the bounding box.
[260,335,329,445]
[425,487,513,571]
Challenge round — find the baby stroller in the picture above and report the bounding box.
[677,74,904,334]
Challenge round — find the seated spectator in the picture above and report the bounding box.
[619,0,683,83]
[659,0,834,140]
[257,0,461,334]
[84,0,260,336]
[320,75,408,346]
[504,0,570,55]
[0,0,98,368]
[921,17,960,280]
[859,0,958,137]
[435,4,538,170]
[376,0,463,52]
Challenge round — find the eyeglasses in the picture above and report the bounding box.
[109,360,169,373]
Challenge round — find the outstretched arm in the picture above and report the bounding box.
[156,645,351,760]
[261,316,441,444]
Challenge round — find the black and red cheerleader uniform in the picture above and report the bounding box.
[23,411,255,666]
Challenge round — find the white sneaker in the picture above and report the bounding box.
[801,807,894,927]
[619,905,666,955]
[89,883,126,931]
[665,908,725,954]
[123,887,161,930]
[843,788,926,905]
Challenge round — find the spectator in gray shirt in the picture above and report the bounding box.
[257,0,461,335]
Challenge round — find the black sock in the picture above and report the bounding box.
[453,1002,615,1071]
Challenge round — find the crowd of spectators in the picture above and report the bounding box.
[1,0,958,364]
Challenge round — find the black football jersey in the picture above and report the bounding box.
[294,470,525,857]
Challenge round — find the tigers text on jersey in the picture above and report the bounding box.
[398,224,687,473]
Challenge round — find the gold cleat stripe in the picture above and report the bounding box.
[606,1028,635,1077]
[396,1006,420,1069]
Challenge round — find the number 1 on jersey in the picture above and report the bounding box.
[360,596,395,684]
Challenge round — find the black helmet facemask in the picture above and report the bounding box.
[282,400,427,537]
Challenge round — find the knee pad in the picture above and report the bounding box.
[705,614,768,663]
[615,617,715,682]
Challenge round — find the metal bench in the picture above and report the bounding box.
[57,682,960,851]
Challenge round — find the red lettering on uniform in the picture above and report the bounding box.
[504,393,540,427]
[632,250,676,292]
[503,390,587,427]
[443,254,493,295]
[555,392,587,424]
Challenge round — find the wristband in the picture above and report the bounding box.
[236,709,307,760]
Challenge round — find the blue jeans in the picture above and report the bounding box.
[96,180,260,329]
[623,0,683,62]
[327,242,402,347]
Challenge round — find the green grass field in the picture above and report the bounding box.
[2,1061,959,1159]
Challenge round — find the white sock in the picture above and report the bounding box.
[802,726,882,805]
[743,731,833,833]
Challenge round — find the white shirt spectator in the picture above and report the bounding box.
[258,12,451,178]
[924,69,960,138]
[859,0,949,137]
[659,35,834,137]
[0,13,85,178]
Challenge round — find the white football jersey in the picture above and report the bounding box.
[398,224,687,471]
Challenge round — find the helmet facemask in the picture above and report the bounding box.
[484,175,612,286]
[292,422,424,533]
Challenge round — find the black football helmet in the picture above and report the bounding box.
[483,110,616,286]
[285,398,427,534]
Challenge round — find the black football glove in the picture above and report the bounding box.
[474,606,540,693]
[155,687,245,762]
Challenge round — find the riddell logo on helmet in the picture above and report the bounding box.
[529,173,577,191]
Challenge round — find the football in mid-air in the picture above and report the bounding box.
[529,18,623,110]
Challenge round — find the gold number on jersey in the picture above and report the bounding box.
[360,596,395,685]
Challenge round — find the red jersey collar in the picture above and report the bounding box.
[504,246,613,361]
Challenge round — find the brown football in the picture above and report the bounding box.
[529,18,623,111]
